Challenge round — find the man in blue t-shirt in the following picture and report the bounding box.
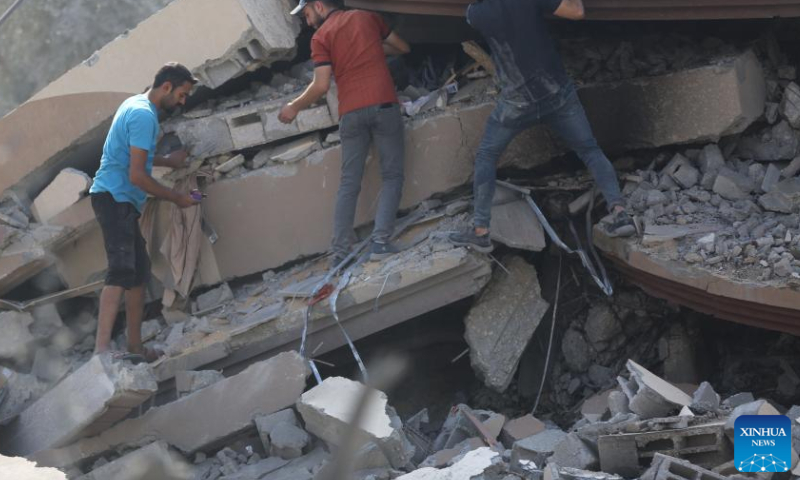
[450,0,636,252]
[90,62,200,360]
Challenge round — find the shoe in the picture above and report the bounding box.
[603,209,636,238]
[449,229,494,253]
[370,241,400,261]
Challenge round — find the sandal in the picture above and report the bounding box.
[603,209,637,238]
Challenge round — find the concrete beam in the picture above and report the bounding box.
[32,352,308,470]
[0,355,157,457]
[0,0,299,199]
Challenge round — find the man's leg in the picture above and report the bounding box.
[95,286,124,354]
[450,104,524,251]
[124,286,146,354]
[370,104,405,259]
[542,90,635,236]
[332,108,373,259]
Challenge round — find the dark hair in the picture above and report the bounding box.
[153,62,198,89]
[308,0,340,9]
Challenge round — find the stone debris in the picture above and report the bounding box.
[174,370,225,397]
[0,453,67,479]
[396,447,503,480]
[297,376,414,469]
[618,360,692,419]
[464,255,550,392]
[31,168,92,223]
[75,441,192,480]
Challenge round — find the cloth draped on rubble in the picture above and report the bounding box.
[140,176,203,308]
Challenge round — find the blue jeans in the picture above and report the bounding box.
[473,89,624,229]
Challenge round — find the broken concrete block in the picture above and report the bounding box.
[782,156,800,178]
[0,354,158,456]
[690,381,720,414]
[501,415,546,448]
[580,50,765,151]
[255,408,300,454]
[174,370,225,397]
[781,82,800,129]
[0,370,48,426]
[599,423,729,477]
[713,167,755,200]
[722,392,755,409]
[215,154,245,174]
[195,283,234,312]
[617,360,692,419]
[30,304,65,341]
[663,154,699,189]
[296,377,413,469]
[269,422,310,459]
[464,256,550,392]
[419,438,484,469]
[32,168,92,223]
[737,121,799,161]
[31,352,308,469]
[512,429,567,468]
[758,177,800,213]
[553,466,623,480]
[396,448,503,480]
[607,391,631,416]
[489,200,546,251]
[639,453,726,480]
[0,453,66,479]
[584,304,621,347]
[76,441,192,480]
[552,433,599,470]
[724,400,780,442]
[0,0,300,201]
[581,390,613,423]
[0,311,35,363]
[762,163,782,192]
[267,135,321,165]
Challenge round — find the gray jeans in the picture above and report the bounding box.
[333,103,405,256]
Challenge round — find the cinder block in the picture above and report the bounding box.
[0,354,157,456]
[640,453,726,480]
[598,423,730,477]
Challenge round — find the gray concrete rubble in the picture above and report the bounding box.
[464,255,550,392]
[296,376,414,469]
[32,168,92,223]
[639,454,726,480]
[0,453,67,479]
[690,382,720,414]
[598,423,730,477]
[552,433,599,471]
[617,360,692,419]
[396,447,504,480]
[0,354,157,457]
[31,352,308,469]
[511,429,568,469]
[75,441,193,480]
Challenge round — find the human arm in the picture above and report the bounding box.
[129,147,198,208]
[153,149,189,169]
[552,0,585,20]
[383,31,410,56]
[278,65,332,124]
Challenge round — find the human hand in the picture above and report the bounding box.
[174,193,201,209]
[278,104,298,124]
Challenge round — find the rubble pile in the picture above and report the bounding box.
[620,78,800,282]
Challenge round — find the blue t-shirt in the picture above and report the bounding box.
[90,94,158,212]
[467,0,572,118]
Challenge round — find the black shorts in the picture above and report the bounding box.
[91,192,151,289]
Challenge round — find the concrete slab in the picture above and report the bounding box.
[501,415,546,448]
[617,360,692,419]
[76,441,192,480]
[396,448,502,480]
[0,0,299,199]
[580,50,765,152]
[464,256,550,392]
[32,168,92,223]
[0,355,157,456]
[32,352,309,469]
[490,200,546,251]
[297,376,413,469]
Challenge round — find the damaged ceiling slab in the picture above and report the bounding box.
[0,0,300,199]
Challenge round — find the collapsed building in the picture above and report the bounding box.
[1,0,800,479]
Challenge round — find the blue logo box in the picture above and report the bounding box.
[735,415,792,473]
